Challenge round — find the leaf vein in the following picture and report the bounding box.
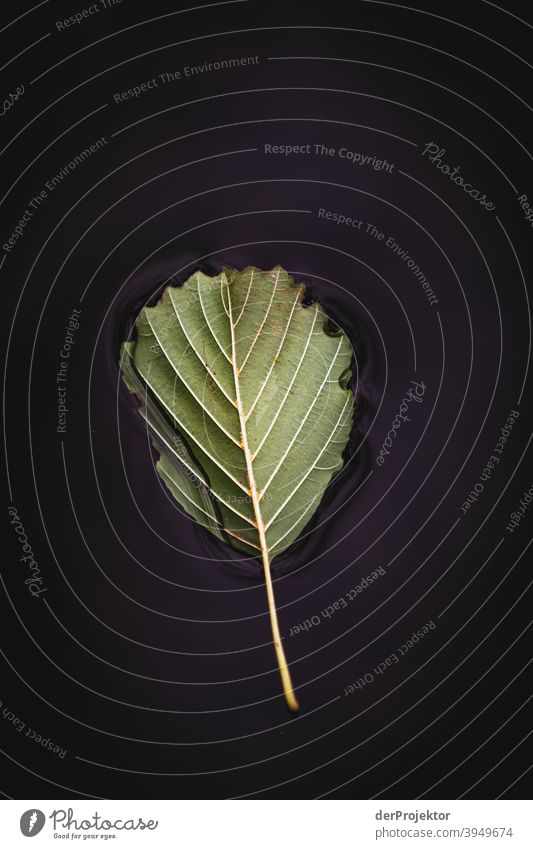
[237,268,280,373]
[146,314,241,447]
[198,282,232,363]
[143,362,249,495]
[168,294,234,402]
[265,394,352,529]
[252,305,320,460]
[234,268,254,326]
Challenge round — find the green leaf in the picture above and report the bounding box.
[121,266,354,711]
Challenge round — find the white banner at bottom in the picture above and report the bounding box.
[0,799,531,848]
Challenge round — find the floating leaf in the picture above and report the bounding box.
[121,266,354,711]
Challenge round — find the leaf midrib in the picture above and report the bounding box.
[226,285,263,548]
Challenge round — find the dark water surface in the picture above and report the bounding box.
[2,0,532,799]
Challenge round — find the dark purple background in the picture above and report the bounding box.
[2,0,532,799]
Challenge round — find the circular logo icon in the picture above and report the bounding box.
[20,810,46,837]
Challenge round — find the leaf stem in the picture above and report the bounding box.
[260,545,300,713]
